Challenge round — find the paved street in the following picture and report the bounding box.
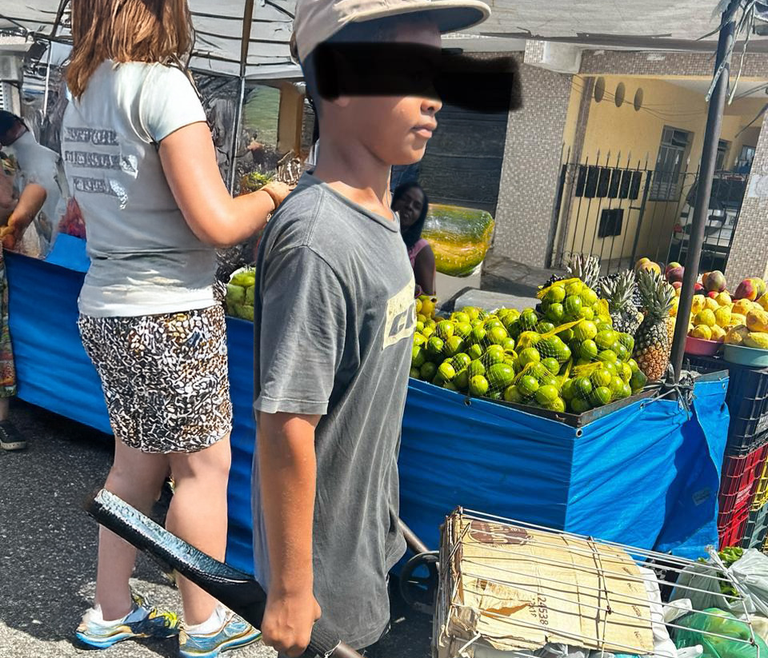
[0,401,431,658]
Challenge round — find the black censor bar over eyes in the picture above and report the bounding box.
[313,43,522,113]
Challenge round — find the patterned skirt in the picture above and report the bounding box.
[78,305,232,453]
[0,247,16,398]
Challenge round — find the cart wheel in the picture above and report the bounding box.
[399,551,439,616]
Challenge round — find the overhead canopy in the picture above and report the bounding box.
[1,0,767,80]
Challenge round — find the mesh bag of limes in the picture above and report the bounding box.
[411,279,649,415]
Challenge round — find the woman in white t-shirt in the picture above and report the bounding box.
[62,0,290,655]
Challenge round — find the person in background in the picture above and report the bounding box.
[0,154,43,451]
[392,181,436,297]
[0,111,67,256]
[62,0,290,655]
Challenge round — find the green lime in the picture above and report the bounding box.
[501,337,516,353]
[413,332,427,347]
[579,339,599,360]
[427,336,444,356]
[609,376,625,397]
[542,357,561,375]
[504,385,525,403]
[484,345,506,365]
[504,357,517,370]
[547,397,567,413]
[536,321,556,334]
[452,312,470,324]
[628,358,640,373]
[422,326,435,338]
[518,375,540,397]
[415,321,425,333]
[566,282,583,297]
[570,397,592,414]
[436,321,455,340]
[580,288,598,307]
[598,349,618,364]
[485,319,504,331]
[564,295,583,317]
[578,306,596,321]
[452,353,472,370]
[535,384,559,405]
[444,336,465,357]
[613,343,629,362]
[464,307,481,321]
[546,286,566,304]
[619,382,633,399]
[471,319,484,328]
[590,386,612,407]
[573,377,593,398]
[487,363,516,389]
[573,321,598,342]
[595,330,618,351]
[619,333,635,353]
[546,303,565,324]
[488,391,503,401]
[468,344,484,360]
[601,361,618,377]
[443,381,459,391]
[561,379,576,401]
[631,369,649,391]
[597,315,613,328]
[412,346,427,368]
[620,363,633,382]
[576,358,592,367]
[560,328,574,343]
[518,347,541,368]
[471,326,487,345]
[559,345,572,364]
[420,362,437,381]
[518,310,539,330]
[590,368,612,388]
[410,367,420,379]
[454,368,470,391]
[439,362,456,381]
[454,322,473,339]
[468,359,486,377]
[469,375,489,396]
[488,326,509,345]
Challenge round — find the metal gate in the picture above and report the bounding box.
[548,149,748,276]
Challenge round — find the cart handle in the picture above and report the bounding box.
[85,489,363,658]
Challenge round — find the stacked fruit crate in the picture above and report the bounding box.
[684,354,768,547]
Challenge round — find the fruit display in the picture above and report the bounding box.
[410,281,648,416]
[600,270,643,336]
[57,198,87,240]
[225,267,256,321]
[420,204,495,277]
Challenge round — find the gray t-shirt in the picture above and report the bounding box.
[252,173,414,648]
[61,60,215,317]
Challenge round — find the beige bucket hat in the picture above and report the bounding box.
[292,0,491,62]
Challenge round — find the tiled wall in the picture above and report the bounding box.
[493,57,573,266]
[725,111,768,285]
[581,50,768,77]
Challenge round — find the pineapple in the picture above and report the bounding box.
[600,270,642,337]
[633,270,676,382]
[567,253,601,289]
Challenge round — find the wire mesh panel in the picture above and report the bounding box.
[434,509,758,658]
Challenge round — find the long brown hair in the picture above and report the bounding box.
[67,0,194,99]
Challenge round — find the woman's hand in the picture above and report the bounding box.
[261,589,322,657]
[260,181,292,211]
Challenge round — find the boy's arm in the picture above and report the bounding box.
[259,411,322,657]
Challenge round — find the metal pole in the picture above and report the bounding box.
[670,2,738,381]
[227,0,255,193]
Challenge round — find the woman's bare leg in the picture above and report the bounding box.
[95,439,170,620]
[167,435,232,625]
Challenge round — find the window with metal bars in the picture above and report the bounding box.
[650,126,691,201]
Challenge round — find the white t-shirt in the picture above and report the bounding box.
[61,60,214,317]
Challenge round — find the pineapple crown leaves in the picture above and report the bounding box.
[566,253,601,288]
[637,269,675,319]
[600,270,637,311]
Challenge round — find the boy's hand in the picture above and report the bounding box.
[261,589,322,657]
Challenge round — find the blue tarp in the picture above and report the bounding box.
[6,246,729,575]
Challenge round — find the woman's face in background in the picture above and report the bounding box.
[394,186,426,231]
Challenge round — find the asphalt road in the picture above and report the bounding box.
[0,401,432,658]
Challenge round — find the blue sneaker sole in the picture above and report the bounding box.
[75,627,179,649]
[179,628,262,658]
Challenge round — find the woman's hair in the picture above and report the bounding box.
[393,181,429,249]
[67,0,194,99]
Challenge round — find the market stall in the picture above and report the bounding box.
[7,241,730,577]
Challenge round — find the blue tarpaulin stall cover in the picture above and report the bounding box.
[7,247,729,575]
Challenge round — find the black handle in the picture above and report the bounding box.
[86,489,362,658]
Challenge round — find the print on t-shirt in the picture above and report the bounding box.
[383,278,416,349]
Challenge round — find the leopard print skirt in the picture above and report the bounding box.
[78,305,232,454]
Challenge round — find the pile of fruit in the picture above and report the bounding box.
[410,280,649,415]
[57,198,87,240]
[225,267,256,321]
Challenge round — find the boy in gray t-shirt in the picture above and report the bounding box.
[252,0,489,655]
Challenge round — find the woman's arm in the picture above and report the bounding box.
[414,244,437,296]
[9,183,46,232]
[159,122,291,248]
